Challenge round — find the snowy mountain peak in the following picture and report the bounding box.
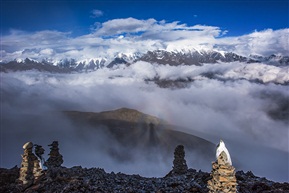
[1,49,288,73]
[138,49,250,66]
[115,52,143,62]
[14,58,40,64]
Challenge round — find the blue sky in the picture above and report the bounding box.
[1,0,288,37]
[1,0,288,61]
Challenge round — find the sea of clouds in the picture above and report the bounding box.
[1,61,288,182]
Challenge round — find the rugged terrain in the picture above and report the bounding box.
[1,164,289,192]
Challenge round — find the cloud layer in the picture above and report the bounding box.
[1,63,288,181]
[1,18,288,63]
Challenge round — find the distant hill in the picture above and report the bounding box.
[63,108,215,162]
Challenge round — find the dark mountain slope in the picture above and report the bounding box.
[0,58,74,73]
[63,108,215,162]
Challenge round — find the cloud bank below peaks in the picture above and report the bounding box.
[1,18,288,62]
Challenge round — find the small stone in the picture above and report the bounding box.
[23,142,33,149]
[219,176,229,182]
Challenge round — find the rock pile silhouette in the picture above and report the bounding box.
[166,145,188,176]
[1,140,289,192]
[44,141,63,169]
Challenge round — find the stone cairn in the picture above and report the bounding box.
[44,141,63,169]
[34,144,44,159]
[34,144,46,169]
[172,145,188,175]
[18,142,43,188]
[207,151,237,193]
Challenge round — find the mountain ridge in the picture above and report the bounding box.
[1,49,288,73]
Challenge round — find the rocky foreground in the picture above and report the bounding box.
[1,141,288,193]
[0,166,288,193]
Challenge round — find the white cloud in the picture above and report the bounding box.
[1,30,70,53]
[0,18,288,62]
[91,9,103,18]
[92,18,222,44]
[94,17,157,36]
[222,62,289,84]
[215,28,289,56]
[39,48,54,56]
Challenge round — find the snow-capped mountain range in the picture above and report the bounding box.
[1,49,288,72]
[139,50,248,66]
[1,49,288,85]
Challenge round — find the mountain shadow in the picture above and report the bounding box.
[63,108,215,163]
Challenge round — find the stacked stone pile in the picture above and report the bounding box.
[44,141,63,169]
[207,151,237,193]
[34,144,44,160]
[172,145,188,175]
[18,142,43,188]
[34,144,46,169]
[166,144,188,177]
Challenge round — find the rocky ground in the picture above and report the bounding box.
[1,166,288,193]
